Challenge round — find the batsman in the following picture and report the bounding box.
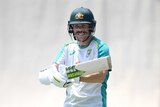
[39,7,112,107]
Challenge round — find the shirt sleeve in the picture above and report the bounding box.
[98,42,110,58]
[53,45,67,65]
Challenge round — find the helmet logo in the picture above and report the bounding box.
[75,12,84,20]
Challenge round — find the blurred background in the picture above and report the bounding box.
[0,0,160,107]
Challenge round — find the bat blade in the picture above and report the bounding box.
[66,56,112,79]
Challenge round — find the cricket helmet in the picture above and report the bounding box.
[68,7,96,34]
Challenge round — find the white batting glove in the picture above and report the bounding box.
[51,70,73,88]
[39,66,54,85]
[58,64,80,84]
[39,65,79,88]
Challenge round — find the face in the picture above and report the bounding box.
[72,24,91,42]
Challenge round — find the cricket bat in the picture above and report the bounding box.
[66,56,112,79]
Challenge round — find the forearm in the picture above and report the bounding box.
[80,70,108,83]
[54,63,109,83]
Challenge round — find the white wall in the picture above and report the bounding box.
[0,0,160,107]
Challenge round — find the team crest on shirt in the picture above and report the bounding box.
[86,49,92,57]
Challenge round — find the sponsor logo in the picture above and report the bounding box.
[66,65,85,79]
[69,50,75,55]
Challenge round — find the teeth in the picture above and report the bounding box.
[77,33,85,36]
[76,32,87,36]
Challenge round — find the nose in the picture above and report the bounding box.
[75,28,82,32]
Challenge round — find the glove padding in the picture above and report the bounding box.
[39,65,79,88]
[58,64,80,82]
[39,66,54,85]
[50,68,73,88]
[51,65,80,88]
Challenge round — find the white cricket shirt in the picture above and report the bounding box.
[54,36,110,107]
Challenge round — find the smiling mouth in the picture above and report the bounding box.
[75,31,88,36]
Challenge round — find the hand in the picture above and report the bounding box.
[39,66,55,85]
[39,64,79,88]
[50,72,79,88]
[58,64,80,83]
[50,69,73,88]
[51,66,80,88]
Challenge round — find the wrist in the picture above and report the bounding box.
[72,77,80,83]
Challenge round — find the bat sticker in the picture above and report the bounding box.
[66,65,86,79]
